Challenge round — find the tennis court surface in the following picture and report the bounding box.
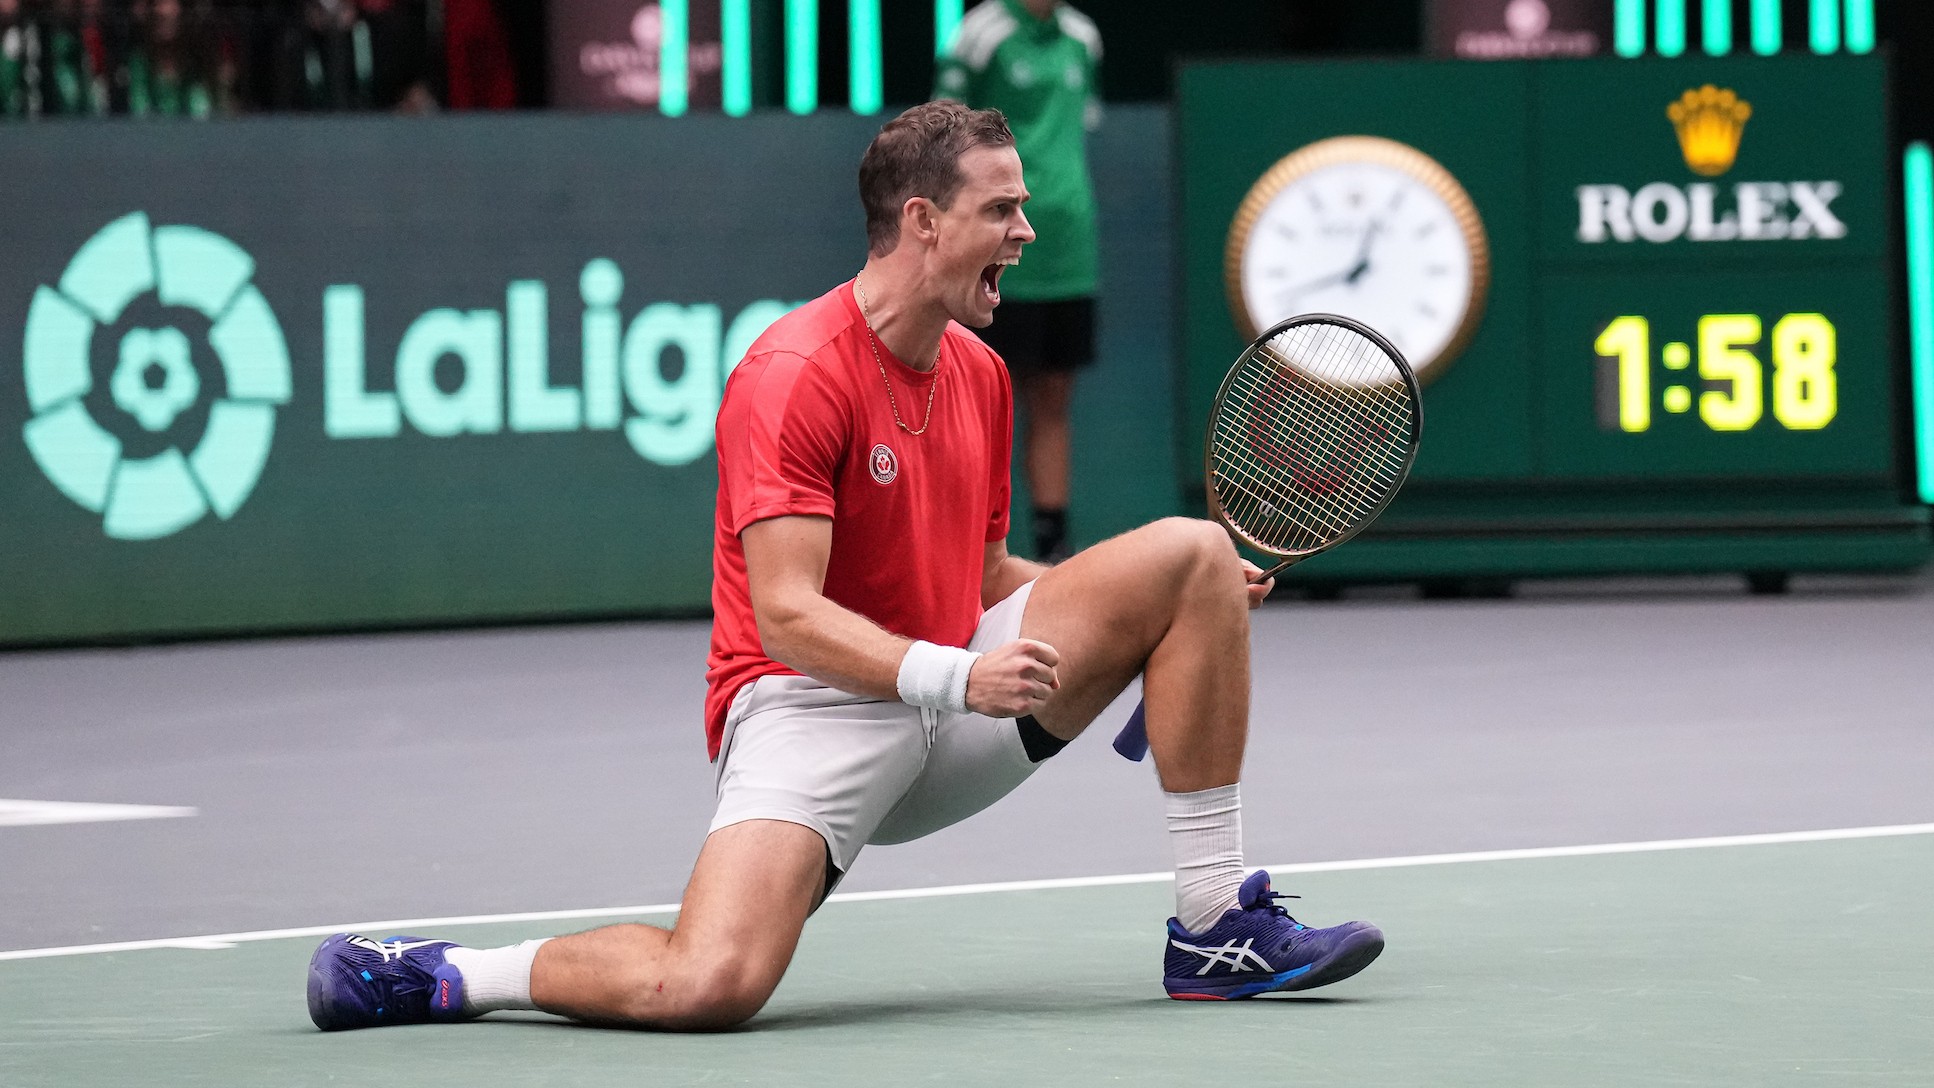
[5,830,1931,1086]
[5,575,1933,1085]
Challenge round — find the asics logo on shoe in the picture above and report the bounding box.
[1170,937,1274,976]
[343,936,445,961]
[435,978,455,1012]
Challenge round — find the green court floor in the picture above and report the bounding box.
[3,834,1930,1087]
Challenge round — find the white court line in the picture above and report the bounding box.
[2,821,1930,963]
[0,799,198,827]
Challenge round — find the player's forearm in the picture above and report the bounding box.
[756,591,910,701]
[983,554,1047,609]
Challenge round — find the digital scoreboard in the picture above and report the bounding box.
[1179,53,1928,583]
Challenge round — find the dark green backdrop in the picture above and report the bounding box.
[0,109,1177,645]
[6,60,1925,648]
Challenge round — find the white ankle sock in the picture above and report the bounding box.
[1165,783,1247,934]
[442,939,549,1015]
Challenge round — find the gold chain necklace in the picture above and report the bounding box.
[854,274,939,436]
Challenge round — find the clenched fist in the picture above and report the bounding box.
[966,638,1060,718]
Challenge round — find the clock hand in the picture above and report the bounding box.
[1345,219,1384,285]
[1280,265,1358,302]
[1280,218,1387,305]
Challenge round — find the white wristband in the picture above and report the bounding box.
[896,640,980,715]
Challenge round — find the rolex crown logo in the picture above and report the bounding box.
[1666,84,1752,177]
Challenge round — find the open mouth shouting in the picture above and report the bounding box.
[980,255,1020,307]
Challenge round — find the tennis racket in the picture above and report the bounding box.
[1111,313,1423,761]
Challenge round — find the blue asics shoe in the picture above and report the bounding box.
[307,934,469,1030]
[1163,871,1384,1000]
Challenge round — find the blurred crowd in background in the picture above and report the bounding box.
[3,1,1930,125]
[0,0,525,117]
[0,0,1527,121]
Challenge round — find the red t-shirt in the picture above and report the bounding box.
[703,281,1014,758]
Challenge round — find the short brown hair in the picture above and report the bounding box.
[858,100,1014,257]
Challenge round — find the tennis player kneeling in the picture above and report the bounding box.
[306,101,1383,1032]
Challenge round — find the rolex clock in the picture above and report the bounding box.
[1224,136,1490,384]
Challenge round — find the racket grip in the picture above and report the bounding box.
[1112,700,1150,762]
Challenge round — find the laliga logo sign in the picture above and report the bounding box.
[1575,85,1847,244]
[20,212,794,541]
[321,260,791,462]
[21,213,291,540]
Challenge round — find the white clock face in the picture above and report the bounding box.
[1239,161,1475,373]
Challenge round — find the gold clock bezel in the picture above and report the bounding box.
[1224,135,1491,385]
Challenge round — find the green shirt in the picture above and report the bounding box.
[936,0,1101,301]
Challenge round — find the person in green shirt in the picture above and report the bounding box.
[937,0,1100,562]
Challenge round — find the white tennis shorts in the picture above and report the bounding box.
[709,581,1043,874]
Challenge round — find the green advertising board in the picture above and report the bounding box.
[0,116,849,646]
[1179,54,1929,582]
[0,110,1182,646]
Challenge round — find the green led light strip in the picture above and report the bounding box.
[1655,0,1686,56]
[1809,0,1840,54]
[849,0,882,115]
[1702,0,1731,55]
[1906,143,1934,504]
[787,0,818,115]
[935,0,964,57]
[658,0,687,117]
[1614,0,1645,57]
[1751,0,1781,54]
[1844,0,1874,53]
[722,0,751,116]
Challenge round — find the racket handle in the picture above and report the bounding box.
[1112,700,1150,762]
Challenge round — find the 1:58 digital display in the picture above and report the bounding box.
[1541,268,1885,480]
[1594,312,1838,434]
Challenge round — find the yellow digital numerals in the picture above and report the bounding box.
[1594,313,1838,433]
[1768,314,1837,430]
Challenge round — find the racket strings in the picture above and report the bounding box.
[1260,325,1418,452]
[1245,360,1412,521]
[1215,398,1404,551]
[1214,343,1400,521]
[1243,337,1414,529]
[1218,381,1388,546]
[1217,388,1372,537]
[1210,322,1415,556]
[1227,361,1404,521]
[1231,331,1413,544]
[1263,340,1418,440]
[1219,379,1356,544]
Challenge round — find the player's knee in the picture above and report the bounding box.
[1152,517,1238,579]
[666,957,781,1030]
[605,951,779,1030]
[1148,516,1214,550]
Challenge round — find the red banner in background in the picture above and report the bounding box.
[1427,0,1611,59]
[549,0,723,110]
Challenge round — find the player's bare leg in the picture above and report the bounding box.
[1015,517,1384,996]
[1018,516,1251,791]
[528,818,825,1029]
